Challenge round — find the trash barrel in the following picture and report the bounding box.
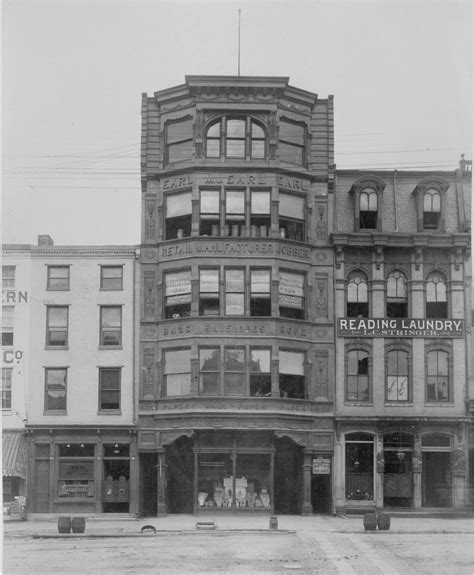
[58,516,72,534]
[363,512,377,531]
[377,513,390,530]
[269,516,278,530]
[71,516,86,533]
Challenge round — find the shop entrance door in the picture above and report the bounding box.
[422,452,452,507]
[167,437,194,513]
[33,460,50,512]
[139,453,157,517]
[311,474,331,514]
[274,437,302,514]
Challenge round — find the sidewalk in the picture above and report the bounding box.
[3,513,474,538]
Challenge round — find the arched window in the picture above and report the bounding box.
[359,189,378,229]
[347,350,369,401]
[426,271,447,318]
[347,271,368,317]
[386,349,409,401]
[205,117,267,160]
[386,270,408,318]
[423,189,441,229]
[426,350,449,402]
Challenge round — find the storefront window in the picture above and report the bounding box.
[345,433,374,500]
[57,444,95,500]
[197,452,271,509]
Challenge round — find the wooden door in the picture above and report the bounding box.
[33,460,50,512]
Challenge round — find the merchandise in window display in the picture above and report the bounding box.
[196,476,271,508]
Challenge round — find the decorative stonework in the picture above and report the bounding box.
[452,449,466,476]
[142,350,155,398]
[316,203,327,241]
[315,278,328,318]
[314,353,328,398]
[160,98,195,113]
[143,272,156,319]
[145,198,156,240]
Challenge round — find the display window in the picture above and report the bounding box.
[197,451,272,510]
[57,443,95,500]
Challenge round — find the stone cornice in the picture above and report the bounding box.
[330,232,470,250]
[2,245,138,258]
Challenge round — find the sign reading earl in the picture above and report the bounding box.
[338,318,464,338]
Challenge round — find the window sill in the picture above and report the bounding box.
[99,346,123,350]
[46,288,70,291]
[45,346,68,351]
[385,402,413,406]
[424,402,454,407]
[44,410,67,415]
[344,401,373,406]
[98,410,122,415]
[99,288,123,291]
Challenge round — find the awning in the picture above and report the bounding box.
[2,432,27,479]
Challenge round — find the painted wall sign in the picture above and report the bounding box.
[2,350,24,364]
[160,241,311,261]
[2,291,28,304]
[337,318,464,338]
[160,173,310,191]
[312,457,331,474]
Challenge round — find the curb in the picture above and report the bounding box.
[31,529,296,539]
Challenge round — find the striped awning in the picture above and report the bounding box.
[2,432,27,479]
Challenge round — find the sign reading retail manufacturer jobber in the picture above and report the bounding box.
[338,318,464,338]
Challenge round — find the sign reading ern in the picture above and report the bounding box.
[337,318,464,338]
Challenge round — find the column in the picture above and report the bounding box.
[302,449,313,515]
[156,449,167,516]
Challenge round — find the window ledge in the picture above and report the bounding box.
[46,288,70,291]
[99,346,123,350]
[45,346,69,351]
[44,410,67,415]
[99,288,123,292]
[424,402,454,407]
[97,410,122,415]
[344,401,373,406]
[385,402,413,407]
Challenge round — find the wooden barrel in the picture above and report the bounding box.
[377,513,391,530]
[363,512,377,531]
[57,516,71,534]
[71,516,86,533]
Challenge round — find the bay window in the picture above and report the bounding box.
[250,349,271,396]
[279,193,305,241]
[199,269,220,316]
[224,347,245,395]
[279,350,305,399]
[165,192,192,239]
[279,271,305,319]
[164,348,191,396]
[165,270,191,318]
[250,269,271,316]
[225,269,245,315]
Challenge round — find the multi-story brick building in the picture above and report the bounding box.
[2,236,140,515]
[138,76,336,516]
[332,160,472,513]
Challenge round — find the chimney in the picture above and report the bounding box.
[37,235,54,247]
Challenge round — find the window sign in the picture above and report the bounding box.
[279,272,304,308]
[312,457,331,475]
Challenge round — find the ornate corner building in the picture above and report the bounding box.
[138,76,336,515]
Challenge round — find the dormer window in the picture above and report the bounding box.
[205,117,267,160]
[359,189,378,229]
[423,189,441,229]
[349,176,385,231]
[413,177,449,232]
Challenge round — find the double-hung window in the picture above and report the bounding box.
[100,266,123,290]
[279,350,305,399]
[2,306,14,346]
[279,271,305,319]
[225,269,245,316]
[250,349,271,396]
[426,350,449,402]
[250,270,271,316]
[2,266,15,289]
[166,117,193,164]
[386,350,409,401]
[279,194,305,241]
[165,271,191,318]
[426,272,447,318]
[99,368,121,411]
[359,189,378,229]
[199,348,219,395]
[423,189,441,229]
[2,368,12,410]
[225,190,245,236]
[250,191,271,236]
[224,347,245,395]
[165,191,192,239]
[199,269,220,316]
[387,271,408,318]
[200,190,220,236]
[347,350,369,401]
[100,306,122,347]
[164,349,191,396]
[279,120,305,165]
[45,368,67,412]
[347,271,368,317]
[47,266,70,290]
[46,306,68,347]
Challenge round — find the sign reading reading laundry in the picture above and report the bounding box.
[338,318,464,338]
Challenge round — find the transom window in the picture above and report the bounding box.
[423,189,441,229]
[426,350,449,402]
[347,350,369,402]
[279,119,305,165]
[47,266,70,290]
[166,117,193,164]
[164,348,191,397]
[359,189,378,229]
[100,266,123,290]
[426,271,447,318]
[165,191,192,239]
[205,117,266,160]
[2,266,15,289]
[386,349,409,401]
[347,271,368,317]
[387,270,408,318]
[165,271,191,318]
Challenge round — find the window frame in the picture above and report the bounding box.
[279,270,305,320]
[278,192,306,242]
[165,190,192,239]
[359,188,378,230]
[224,268,245,316]
[100,266,123,291]
[250,269,271,317]
[278,118,306,166]
[163,348,192,397]
[44,367,68,413]
[199,347,220,396]
[385,347,411,402]
[205,116,267,161]
[224,347,246,396]
[165,116,194,165]
[386,269,408,318]
[278,349,306,400]
[2,306,14,346]
[47,265,70,291]
[413,177,449,232]
[2,368,12,410]
[199,268,220,316]
[250,348,272,397]
[46,305,69,348]
[347,270,369,318]
[98,367,121,412]
[164,270,192,319]
[350,176,385,231]
[99,305,122,348]
[425,348,451,403]
[2,266,15,289]
[345,346,371,403]
[426,270,448,319]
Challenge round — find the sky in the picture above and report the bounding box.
[2,0,472,246]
